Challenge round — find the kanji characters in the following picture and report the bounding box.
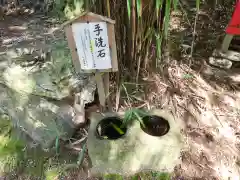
[95,37,106,48]
[97,49,106,58]
[93,24,103,36]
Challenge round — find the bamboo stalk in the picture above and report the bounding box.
[131,0,136,71]
[86,0,173,83]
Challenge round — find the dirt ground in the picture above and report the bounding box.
[161,1,240,179]
[1,1,240,180]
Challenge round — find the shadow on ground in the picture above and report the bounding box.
[144,0,240,179]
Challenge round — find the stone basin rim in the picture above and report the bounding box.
[95,114,171,139]
[140,115,170,137]
[95,116,127,140]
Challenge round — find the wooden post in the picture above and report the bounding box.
[221,34,234,53]
[64,12,118,112]
[95,73,106,109]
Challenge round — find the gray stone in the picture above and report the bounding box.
[0,39,96,148]
[87,109,184,176]
[1,45,96,101]
[0,84,75,148]
[209,57,232,69]
[212,49,240,62]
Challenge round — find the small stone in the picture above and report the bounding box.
[209,57,232,69]
[72,103,86,127]
[72,113,86,127]
[212,49,240,62]
[6,49,19,58]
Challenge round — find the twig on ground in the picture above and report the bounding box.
[77,142,87,166]
[190,7,199,64]
[178,0,192,26]
[82,129,88,135]
[122,83,132,103]
[67,147,82,151]
[215,114,240,117]
[71,136,87,146]
[135,103,148,109]
[115,83,121,112]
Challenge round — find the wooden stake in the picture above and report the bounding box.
[103,72,112,110]
[221,34,234,52]
[95,73,106,110]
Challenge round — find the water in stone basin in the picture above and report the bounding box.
[141,115,170,137]
[96,117,127,140]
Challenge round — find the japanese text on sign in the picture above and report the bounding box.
[72,22,112,70]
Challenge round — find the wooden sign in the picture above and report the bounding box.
[64,12,118,73]
[63,12,118,109]
[72,22,112,70]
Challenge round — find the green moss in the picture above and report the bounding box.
[0,117,25,174]
[102,172,171,180]
[153,172,171,180]
[104,174,124,180]
[0,114,78,179]
[45,168,59,180]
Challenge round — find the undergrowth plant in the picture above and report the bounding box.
[0,115,25,174]
[53,0,85,19]
[51,0,175,75]
[51,0,201,92]
[0,116,45,177]
[103,171,171,180]
[0,115,80,179]
[104,108,149,135]
[123,108,149,128]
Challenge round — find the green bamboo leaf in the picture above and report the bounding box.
[143,28,153,42]
[104,174,123,180]
[55,137,59,155]
[131,175,139,180]
[183,74,194,79]
[123,108,149,128]
[91,0,96,4]
[135,108,149,116]
[106,0,110,17]
[158,172,171,180]
[164,0,171,38]
[45,169,59,180]
[127,0,131,20]
[173,0,178,10]
[77,142,86,166]
[55,0,61,5]
[74,0,84,15]
[156,0,162,18]
[156,33,162,59]
[136,0,142,18]
[133,111,146,128]
[196,0,200,11]
[110,123,124,135]
[123,110,133,126]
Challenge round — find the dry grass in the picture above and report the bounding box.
[119,57,240,179]
[114,57,240,179]
[164,61,240,179]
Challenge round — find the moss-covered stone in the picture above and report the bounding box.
[0,35,96,148]
[87,109,184,176]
